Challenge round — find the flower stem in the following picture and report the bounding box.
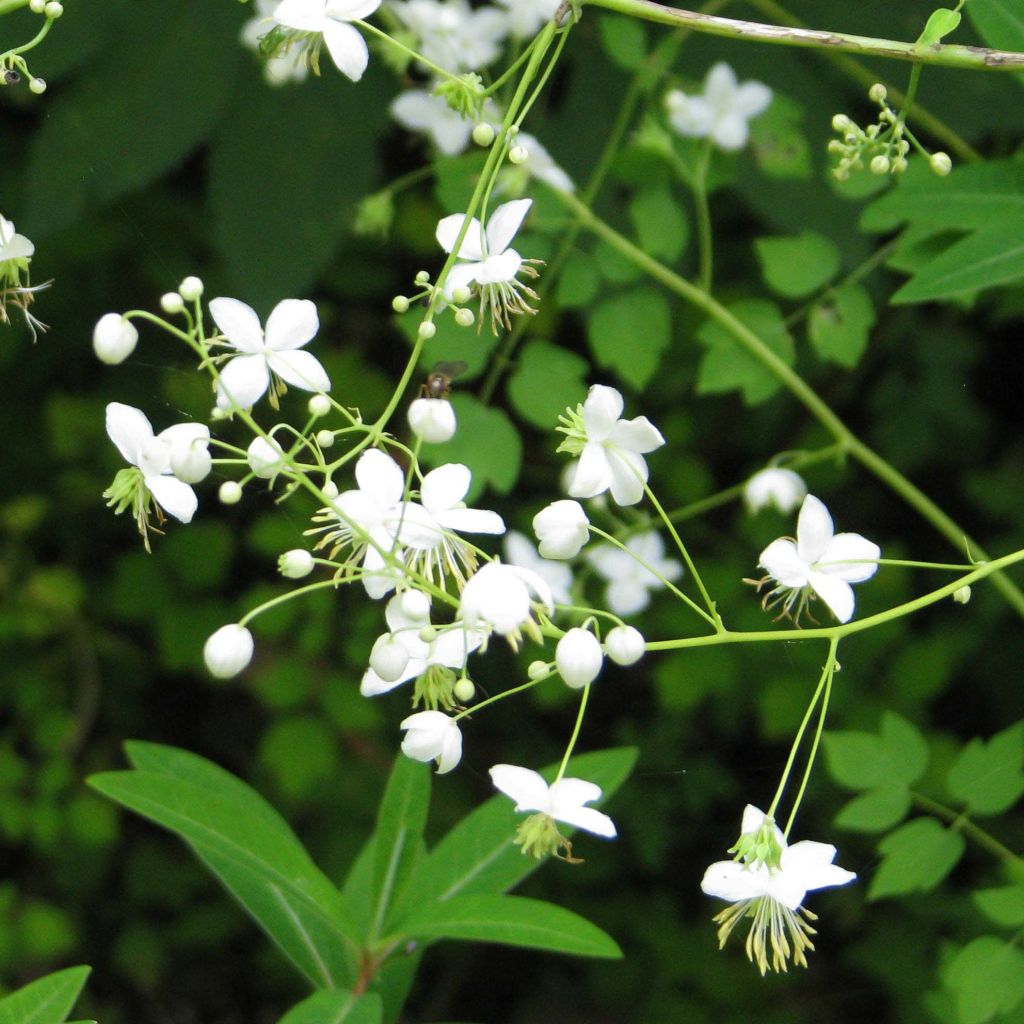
[554,683,592,784]
[693,138,714,294]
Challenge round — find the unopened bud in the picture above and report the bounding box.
[415,270,430,285]
[316,429,335,448]
[308,393,331,417]
[472,122,495,147]
[930,152,952,176]
[93,313,139,365]
[279,549,315,579]
[392,294,410,313]
[454,307,475,327]
[418,320,436,339]
[160,292,185,314]
[870,155,890,175]
[831,114,851,132]
[451,285,471,304]
[29,0,45,11]
[453,677,475,703]
[527,660,549,680]
[953,585,971,605]
[868,83,887,103]
[44,0,63,16]
[322,480,339,500]
[178,276,204,300]
[508,144,528,165]
[29,77,46,94]
[218,480,243,505]
[204,624,254,679]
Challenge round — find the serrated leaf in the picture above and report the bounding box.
[834,785,911,833]
[0,967,90,1024]
[393,894,621,959]
[892,220,1024,303]
[946,722,1024,815]
[967,0,1024,57]
[587,287,671,390]
[597,14,648,70]
[754,232,840,298]
[869,818,965,900]
[824,712,929,790]
[507,340,589,430]
[412,748,636,905]
[942,937,1024,1024]
[808,283,876,368]
[973,884,1024,928]
[695,299,794,405]
[629,186,689,262]
[277,991,382,1024]
[916,8,962,48]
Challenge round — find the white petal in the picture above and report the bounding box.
[819,534,880,582]
[758,538,810,588]
[430,625,485,667]
[440,507,506,535]
[554,804,617,838]
[783,840,857,893]
[435,724,463,774]
[809,571,855,623]
[327,0,380,19]
[474,249,522,285]
[549,776,603,811]
[796,495,835,564]
[581,384,623,440]
[444,263,479,298]
[355,449,406,507]
[264,298,319,351]
[609,416,665,454]
[605,578,650,616]
[606,448,648,507]
[421,462,470,512]
[489,764,549,812]
[106,403,153,466]
[1,235,34,260]
[668,97,714,138]
[268,349,331,393]
[567,442,612,499]
[323,20,369,81]
[704,62,738,104]
[158,422,209,449]
[146,474,198,523]
[209,297,265,353]
[216,353,271,409]
[274,0,329,31]
[735,80,772,118]
[711,113,749,152]
[740,804,768,834]
[360,666,414,696]
[485,198,532,254]
[436,213,485,261]
[701,859,769,902]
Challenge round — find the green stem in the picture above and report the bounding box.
[580,0,1024,71]
[552,187,1024,619]
[693,139,714,293]
[456,671,550,721]
[554,682,592,783]
[0,0,29,14]
[356,20,459,83]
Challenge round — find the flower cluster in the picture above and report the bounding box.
[665,62,771,152]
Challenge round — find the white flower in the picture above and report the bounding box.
[105,403,208,530]
[391,0,507,73]
[586,531,683,616]
[241,0,309,84]
[400,710,463,773]
[604,624,645,666]
[272,0,381,82]
[391,88,476,155]
[203,624,255,678]
[93,313,139,365]
[209,296,330,410]
[555,627,603,689]
[490,764,616,859]
[532,500,589,559]
[701,804,856,975]
[511,132,574,192]
[665,62,772,151]
[562,385,665,507]
[503,530,572,606]
[408,396,456,442]
[0,215,34,265]
[757,494,880,624]
[744,467,807,515]
[436,198,539,331]
[460,560,553,640]
[494,0,559,38]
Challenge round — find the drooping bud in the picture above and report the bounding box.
[604,625,645,666]
[279,548,315,579]
[555,627,604,689]
[533,500,589,559]
[408,397,456,443]
[247,437,285,479]
[203,624,254,679]
[93,313,139,365]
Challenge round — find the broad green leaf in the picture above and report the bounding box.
[973,884,1024,928]
[402,310,500,383]
[754,231,840,298]
[587,287,671,390]
[556,252,601,309]
[89,762,357,987]
[629,186,689,262]
[0,967,90,1024]
[834,785,911,833]
[597,14,648,70]
[277,991,382,1024]
[892,220,1024,303]
[341,837,377,936]
[869,818,965,900]
[393,894,621,959]
[808,283,875,368]
[916,8,962,48]
[372,758,430,937]
[749,95,812,180]
[25,4,240,235]
[968,0,1024,58]
[594,240,644,284]
[824,712,929,790]
[422,395,521,500]
[695,299,794,405]
[942,937,1024,1024]
[946,722,1024,815]
[507,340,588,430]
[412,748,636,905]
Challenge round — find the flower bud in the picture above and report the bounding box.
[454,307,475,327]
[831,114,851,132]
[392,295,410,313]
[370,634,411,682]
[930,152,952,176]
[408,397,456,443]
[279,548,315,579]
[870,154,890,175]
[29,0,45,12]
[308,393,331,417]
[472,122,495,146]
[160,292,185,314]
[399,711,462,774]
[218,480,243,504]
[178,276,203,300]
[528,660,549,679]
[93,313,139,365]
[533,499,589,559]
[453,677,475,703]
[604,625,645,666]
[44,1,63,16]
[953,585,971,605]
[451,285,472,304]
[247,437,284,478]
[556,627,604,689]
[322,480,339,500]
[29,77,46,94]
[415,270,430,285]
[203,624,254,679]
[868,83,887,103]
[744,467,807,515]
[170,439,212,484]
[508,144,528,165]
[418,320,436,340]
[316,429,335,448]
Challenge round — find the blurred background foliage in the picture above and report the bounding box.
[1,0,1023,1021]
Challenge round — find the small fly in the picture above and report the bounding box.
[420,360,468,399]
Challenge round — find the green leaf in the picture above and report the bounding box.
[916,8,962,48]
[973,884,1024,928]
[808,283,876,368]
[695,299,794,405]
[372,757,430,936]
[834,785,911,833]
[507,340,589,430]
[942,937,1024,1024]
[869,818,965,900]
[892,219,1024,303]
[404,310,500,384]
[749,95,812,181]
[0,967,90,1024]
[587,288,671,390]
[967,0,1024,55]
[412,748,636,905]
[555,252,601,309]
[394,894,621,959]
[754,231,840,298]
[824,712,929,790]
[629,186,689,262]
[89,747,357,987]
[277,991,382,1024]
[596,14,648,70]
[946,722,1024,815]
